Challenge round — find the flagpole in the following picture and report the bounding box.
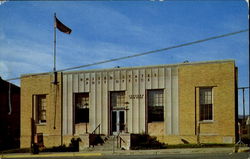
[53,13,71,84]
[53,13,58,84]
[53,13,58,132]
[54,13,56,72]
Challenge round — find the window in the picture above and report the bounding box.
[36,95,47,124]
[111,91,125,108]
[75,93,89,123]
[147,89,164,122]
[199,88,213,121]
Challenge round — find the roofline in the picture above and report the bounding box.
[21,59,235,77]
[0,77,20,88]
[62,59,235,75]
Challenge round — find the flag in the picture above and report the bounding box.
[55,16,72,34]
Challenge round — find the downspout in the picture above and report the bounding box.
[31,95,35,149]
[195,87,197,135]
[61,72,63,146]
[195,86,200,144]
[8,83,12,115]
[235,67,239,143]
[53,75,57,130]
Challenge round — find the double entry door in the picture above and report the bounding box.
[110,91,126,135]
[112,110,125,135]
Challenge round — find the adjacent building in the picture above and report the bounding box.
[0,77,20,150]
[20,59,238,149]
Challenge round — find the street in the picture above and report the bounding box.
[3,152,250,159]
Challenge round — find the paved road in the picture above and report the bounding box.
[3,152,250,159]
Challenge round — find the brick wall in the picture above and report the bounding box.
[20,73,62,148]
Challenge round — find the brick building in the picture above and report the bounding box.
[0,78,20,150]
[20,60,238,149]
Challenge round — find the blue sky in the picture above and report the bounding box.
[0,0,249,115]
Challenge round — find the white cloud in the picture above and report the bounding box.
[0,61,10,79]
[246,0,249,7]
[0,1,248,88]
[0,28,5,40]
[0,37,66,81]
[0,1,7,6]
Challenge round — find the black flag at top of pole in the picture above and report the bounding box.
[55,16,72,34]
[53,13,72,84]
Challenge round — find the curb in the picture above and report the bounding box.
[0,147,246,158]
[1,152,102,158]
[106,148,234,155]
[237,147,250,153]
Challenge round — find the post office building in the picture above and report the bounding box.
[20,60,238,149]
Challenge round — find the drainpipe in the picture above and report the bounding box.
[8,83,12,115]
[61,72,63,146]
[195,87,197,136]
[195,86,200,144]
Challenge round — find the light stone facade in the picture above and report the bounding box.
[20,60,237,148]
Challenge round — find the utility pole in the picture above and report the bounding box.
[238,86,250,143]
[238,87,250,121]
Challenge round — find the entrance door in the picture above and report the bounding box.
[112,110,125,135]
[110,91,126,135]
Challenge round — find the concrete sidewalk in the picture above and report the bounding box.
[1,152,102,158]
[1,147,249,158]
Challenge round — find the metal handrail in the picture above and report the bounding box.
[91,124,101,134]
[117,132,126,148]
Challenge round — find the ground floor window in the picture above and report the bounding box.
[36,95,47,124]
[147,89,164,122]
[199,87,213,121]
[74,93,89,123]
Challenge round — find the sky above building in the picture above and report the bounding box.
[0,0,249,115]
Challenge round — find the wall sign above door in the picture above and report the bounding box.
[129,94,144,99]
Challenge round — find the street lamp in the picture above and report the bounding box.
[84,103,89,134]
[124,102,129,133]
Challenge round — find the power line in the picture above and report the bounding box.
[58,29,249,72]
[5,29,249,81]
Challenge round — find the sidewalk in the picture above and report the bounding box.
[1,147,249,158]
[1,152,102,158]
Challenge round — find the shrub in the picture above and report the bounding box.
[131,133,167,150]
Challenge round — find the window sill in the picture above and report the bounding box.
[199,120,214,124]
[148,121,164,123]
[36,123,47,126]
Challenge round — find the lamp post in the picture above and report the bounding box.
[84,103,89,134]
[124,102,129,133]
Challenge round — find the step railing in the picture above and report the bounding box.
[116,132,126,149]
[89,124,102,147]
[91,124,101,135]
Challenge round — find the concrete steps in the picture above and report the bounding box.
[87,136,122,151]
